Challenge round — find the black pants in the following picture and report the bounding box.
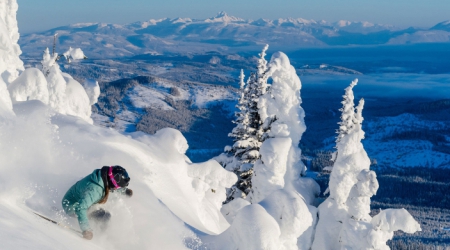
[88,208,111,231]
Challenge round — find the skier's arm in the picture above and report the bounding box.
[75,207,91,232]
[76,186,103,233]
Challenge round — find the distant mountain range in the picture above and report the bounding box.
[19,12,450,59]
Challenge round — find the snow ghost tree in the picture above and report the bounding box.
[253,51,319,250]
[214,47,319,250]
[311,79,421,250]
[0,0,23,116]
[63,47,87,63]
[39,47,96,124]
[251,51,311,203]
[41,47,68,113]
[0,0,23,83]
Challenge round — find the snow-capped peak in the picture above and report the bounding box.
[205,11,245,23]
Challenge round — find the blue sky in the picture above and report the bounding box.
[17,0,450,33]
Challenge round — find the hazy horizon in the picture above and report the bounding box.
[17,0,450,34]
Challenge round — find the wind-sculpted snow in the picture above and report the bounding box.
[0,100,236,248]
[8,68,49,104]
[0,6,236,245]
[371,208,421,234]
[260,190,315,250]
[251,138,291,203]
[261,52,307,181]
[204,204,282,250]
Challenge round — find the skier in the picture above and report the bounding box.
[62,166,133,240]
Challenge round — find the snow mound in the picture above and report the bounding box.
[130,129,236,235]
[207,204,282,250]
[220,198,250,224]
[260,189,315,250]
[0,100,237,248]
[371,208,421,234]
[8,68,49,104]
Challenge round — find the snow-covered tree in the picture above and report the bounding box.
[215,50,319,250]
[62,47,87,63]
[41,47,68,113]
[336,79,358,144]
[218,46,271,201]
[0,0,24,116]
[217,70,257,201]
[228,70,251,144]
[312,79,421,250]
[39,47,97,124]
[251,51,312,203]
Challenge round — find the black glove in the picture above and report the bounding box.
[82,230,93,240]
[125,188,133,197]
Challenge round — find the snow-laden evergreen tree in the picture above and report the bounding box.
[217,46,271,202]
[336,79,358,143]
[312,80,421,250]
[228,70,250,143]
[217,70,257,201]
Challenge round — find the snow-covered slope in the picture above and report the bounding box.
[363,113,450,168]
[1,3,240,249]
[92,75,237,133]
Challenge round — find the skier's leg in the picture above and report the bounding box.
[88,208,111,231]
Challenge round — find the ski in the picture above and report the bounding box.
[32,211,82,236]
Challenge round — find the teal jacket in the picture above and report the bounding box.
[62,169,105,231]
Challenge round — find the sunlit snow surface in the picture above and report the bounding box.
[0,100,235,249]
